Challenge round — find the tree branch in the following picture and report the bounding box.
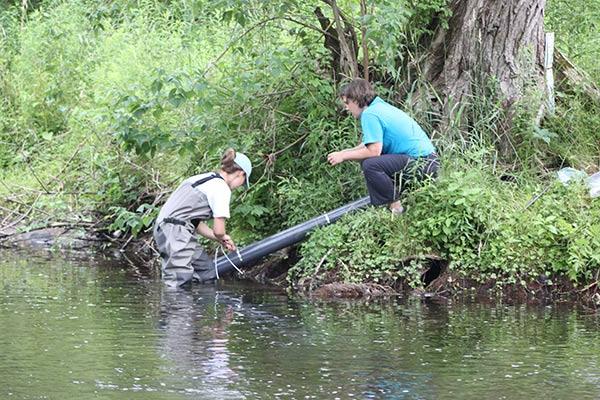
[202,16,280,78]
[330,0,358,78]
[360,0,369,80]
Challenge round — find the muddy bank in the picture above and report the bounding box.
[216,246,600,308]
[2,226,599,308]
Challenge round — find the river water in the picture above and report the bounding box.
[1,249,599,399]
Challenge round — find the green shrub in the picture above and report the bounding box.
[293,162,600,289]
[289,207,400,286]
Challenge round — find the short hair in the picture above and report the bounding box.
[339,78,376,108]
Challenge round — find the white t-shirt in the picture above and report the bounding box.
[196,174,232,218]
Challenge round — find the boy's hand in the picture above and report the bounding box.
[327,151,345,165]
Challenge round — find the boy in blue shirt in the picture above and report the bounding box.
[327,79,439,214]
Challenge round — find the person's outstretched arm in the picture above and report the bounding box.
[327,142,382,165]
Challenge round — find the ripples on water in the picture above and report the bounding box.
[0,249,599,399]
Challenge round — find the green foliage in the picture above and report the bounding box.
[108,203,158,236]
[404,170,499,259]
[9,3,95,136]
[477,181,600,283]
[294,161,600,288]
[0,0,599,294]
[364,0,451,80]
[542,94,600,169]
[92,166,146,210]
[289,207,402,286]
[546,0,600,83]
[111,70,211,158]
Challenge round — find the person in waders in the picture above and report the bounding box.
[327,79,439,214]
[153,148,252,287]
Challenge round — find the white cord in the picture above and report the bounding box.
[221,246,244,275]
[213,248,220,280]
[213,246,244,280]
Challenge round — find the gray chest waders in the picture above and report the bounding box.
[154,174,224,287]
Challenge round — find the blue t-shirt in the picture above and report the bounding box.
[360,97,435,158]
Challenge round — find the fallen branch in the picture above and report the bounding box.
[0,193,42,233]
[22,154,51,194]
[0,220,96,237]
[309,248,333,292]
[555,49,600,104]
[266,132,309,165]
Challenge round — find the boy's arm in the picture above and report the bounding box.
[327,142,382,165]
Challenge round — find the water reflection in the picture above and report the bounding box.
[157,286,244,399]
[1,250,599,400]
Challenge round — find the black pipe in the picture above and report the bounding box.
[210,196,371,279]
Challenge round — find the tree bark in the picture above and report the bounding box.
[314,1,359,82]
[421,0,546,156]
[330,0,358,79]
[314,7,343,82]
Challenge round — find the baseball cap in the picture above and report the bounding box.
[234,152,252,188]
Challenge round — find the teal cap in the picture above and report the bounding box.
[234,152,252,188]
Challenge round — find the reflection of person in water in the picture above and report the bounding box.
[157,287,243,397]
[200,303,236,382]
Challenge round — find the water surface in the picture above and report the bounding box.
[1,249,599,399]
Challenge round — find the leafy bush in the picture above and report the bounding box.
[293,162,600,288]
[9,3,95,136]
[289,207,400,287]
[108,204,158,237]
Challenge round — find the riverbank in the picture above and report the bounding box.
[2,221,598,310]
[1,0,599,309]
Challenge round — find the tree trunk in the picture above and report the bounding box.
[314,1,359,82]
[421,0,546,156]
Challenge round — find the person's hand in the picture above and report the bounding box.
[327,151,345,166]
[220,235,237,252]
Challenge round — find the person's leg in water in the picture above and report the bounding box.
[154,223,197,287]
[190,245,216,283]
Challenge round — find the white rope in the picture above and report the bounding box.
[213,245,244,280]
[221,246,244,275]
[213,248,220,280]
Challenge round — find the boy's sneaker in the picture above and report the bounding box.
[390,205,405,215]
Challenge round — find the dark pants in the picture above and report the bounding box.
[361,153,440,206]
